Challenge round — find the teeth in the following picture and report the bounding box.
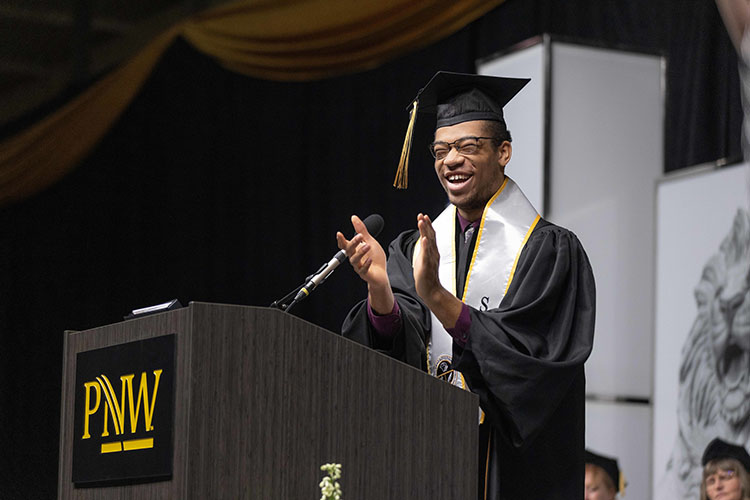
[448,175,470,182]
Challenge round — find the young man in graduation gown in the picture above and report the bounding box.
[336,72,596,500]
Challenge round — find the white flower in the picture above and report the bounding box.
[319,463,343,500]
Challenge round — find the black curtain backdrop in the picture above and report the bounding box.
[0,0,743,497]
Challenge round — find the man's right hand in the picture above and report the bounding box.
[337,215,394,314]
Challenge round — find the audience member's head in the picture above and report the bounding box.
[701,438,750,500]
[585,449,623,500]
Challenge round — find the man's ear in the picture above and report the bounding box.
[498,141,512,167]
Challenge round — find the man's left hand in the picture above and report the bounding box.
[414,213,442,301]
[414,213,463,329]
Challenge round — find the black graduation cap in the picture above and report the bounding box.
[394,71,530,189]
[702,438,750,472]
[586,449,626,496]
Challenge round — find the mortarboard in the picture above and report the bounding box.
[702,438,750,473]
[586,449,626,496]
[394,71,530,189]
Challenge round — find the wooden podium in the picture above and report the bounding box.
[58,302,478,499]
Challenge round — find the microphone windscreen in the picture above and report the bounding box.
[363,214,384,238]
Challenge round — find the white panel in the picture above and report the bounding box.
[548,43,663,398]
[652,162,750,499]
[586,400,651,500]
[478,42,546,214]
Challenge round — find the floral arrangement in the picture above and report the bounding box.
[319,463,342,500]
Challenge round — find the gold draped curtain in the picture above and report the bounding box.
[0,0,503,206]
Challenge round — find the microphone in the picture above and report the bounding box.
[293,214,384,303]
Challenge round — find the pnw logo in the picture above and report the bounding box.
[81,370,163,454]
[72,334,174,484]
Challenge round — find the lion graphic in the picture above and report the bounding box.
[658,208,750,498]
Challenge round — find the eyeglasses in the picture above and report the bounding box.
[429,136,494,161]
[706,469,737,488]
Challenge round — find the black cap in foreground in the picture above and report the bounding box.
[586,449,626,496]
[414,71,530,127]
[394,71,530,189]
[702,438,750,472]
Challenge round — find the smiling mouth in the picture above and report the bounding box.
[447,174,471,184]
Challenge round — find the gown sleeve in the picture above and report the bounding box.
[341,230,430,371]
[453,222,596,449]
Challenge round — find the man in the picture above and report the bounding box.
[337,71,595,499]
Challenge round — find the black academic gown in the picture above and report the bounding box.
[342,218,596,500]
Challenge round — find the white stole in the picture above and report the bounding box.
[415,177,540,393]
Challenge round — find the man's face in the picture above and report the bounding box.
[432,120,510,221]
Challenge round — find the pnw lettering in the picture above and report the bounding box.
[81,369,163,454]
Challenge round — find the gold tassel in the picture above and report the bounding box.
[393,100,418,189]
[619,471,627,497]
